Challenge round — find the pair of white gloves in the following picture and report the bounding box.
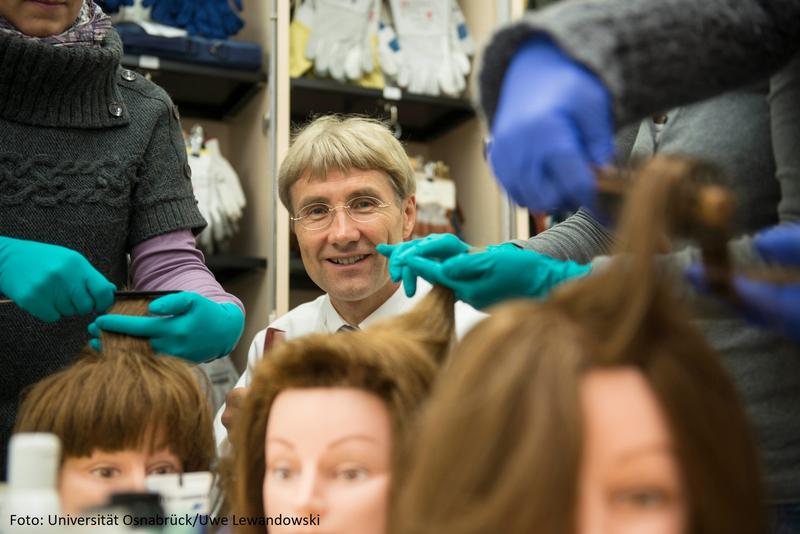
[301,0,378,83]
[301,0,474,97]
[188,138,247,254]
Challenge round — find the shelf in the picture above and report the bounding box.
[290,77,475,142]
[121,54,267,120]
[205,254,267,283]
[289,256,321,291]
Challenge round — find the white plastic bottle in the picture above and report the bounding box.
[1,433,61,534]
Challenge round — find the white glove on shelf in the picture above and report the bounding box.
[305,0,375,82]
[187,139,247,254]
[389,0,469,97]
[377,0,401,79]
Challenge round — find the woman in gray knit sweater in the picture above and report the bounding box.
[0,0,244,477]
[383,1,800,531]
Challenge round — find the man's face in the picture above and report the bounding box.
[290,168,415,305]
[0,0,83,37]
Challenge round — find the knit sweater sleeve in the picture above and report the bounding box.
[479,0,800,128]
[127,84,206,248]
[511,208,613,263]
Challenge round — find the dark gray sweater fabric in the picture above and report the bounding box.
[479,0,800,128]
[0,29,206,476]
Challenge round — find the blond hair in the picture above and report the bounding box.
[228,287,455,534]
[15,300,215,473]
[278,115,416,211]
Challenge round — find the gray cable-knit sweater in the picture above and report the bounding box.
[479,0,800,129]
[485,0,800,503]
[0,29,206,476]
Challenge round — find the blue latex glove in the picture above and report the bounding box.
[97,0,134,14]
[686,223,800,342]
[401,243,592,309]
[186,0,243,39]
[377,234,470,297]
[489,36,614,214]
[147,0,193,29]
[89,291,245,362]
[0,237,115,322]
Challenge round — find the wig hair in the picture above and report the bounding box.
[391,155,768,534]
[278,115,416,212]
[14,299,215,473]
[228,286,455,534]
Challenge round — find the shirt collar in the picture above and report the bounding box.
[319,279,431,332]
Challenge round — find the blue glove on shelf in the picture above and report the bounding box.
[89,291,245,362]
[489,36,614,214]
[97,0,134,14]
[148,0,243,39]
[377,233,470,297]
[686,223,800,342]
[401,242,591,310]
[0,237,115,322]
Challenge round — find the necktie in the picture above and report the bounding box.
[337,324,359,332]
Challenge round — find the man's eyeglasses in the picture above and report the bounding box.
[291,196,392,230]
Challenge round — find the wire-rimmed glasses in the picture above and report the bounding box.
[290,196,392,230]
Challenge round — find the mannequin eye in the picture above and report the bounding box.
[612,488,670,510]
[147,463,178,476]
[269,466,295,481]
[90,466,120,479]
[335,466,369,481]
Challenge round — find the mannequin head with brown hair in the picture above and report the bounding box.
[391,156,768,534]
[228,286,455,534]
[15,299,215,515]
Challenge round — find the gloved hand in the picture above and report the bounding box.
[89,291,245,362]
[489,36,614,214]
[0,237,115,322]
[398,242,591,309]
[305,0,374,83]
[377,233,470,296]
[686,223,800,342]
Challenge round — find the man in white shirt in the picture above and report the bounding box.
[214,116,485,447]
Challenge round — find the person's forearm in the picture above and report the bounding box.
[130,230,244,314]
[513,208,613,263]
[480,0,800,127]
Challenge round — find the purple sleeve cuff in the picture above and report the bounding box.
[130,230,245,315]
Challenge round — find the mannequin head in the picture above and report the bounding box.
[0,0,83,37]
[15,300,215,515]
[264,388,392,534]
[229,286,455,534]
[391,156,767,534]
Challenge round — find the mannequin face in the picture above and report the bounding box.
[59,441,182,515]
[0,0,83,37]
[264,388,392,534]
[577,368,687,534]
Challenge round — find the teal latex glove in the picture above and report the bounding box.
[376,233,470,297]
[89,291,244,362]
[0,236,115,322]
[404,243,591,309]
